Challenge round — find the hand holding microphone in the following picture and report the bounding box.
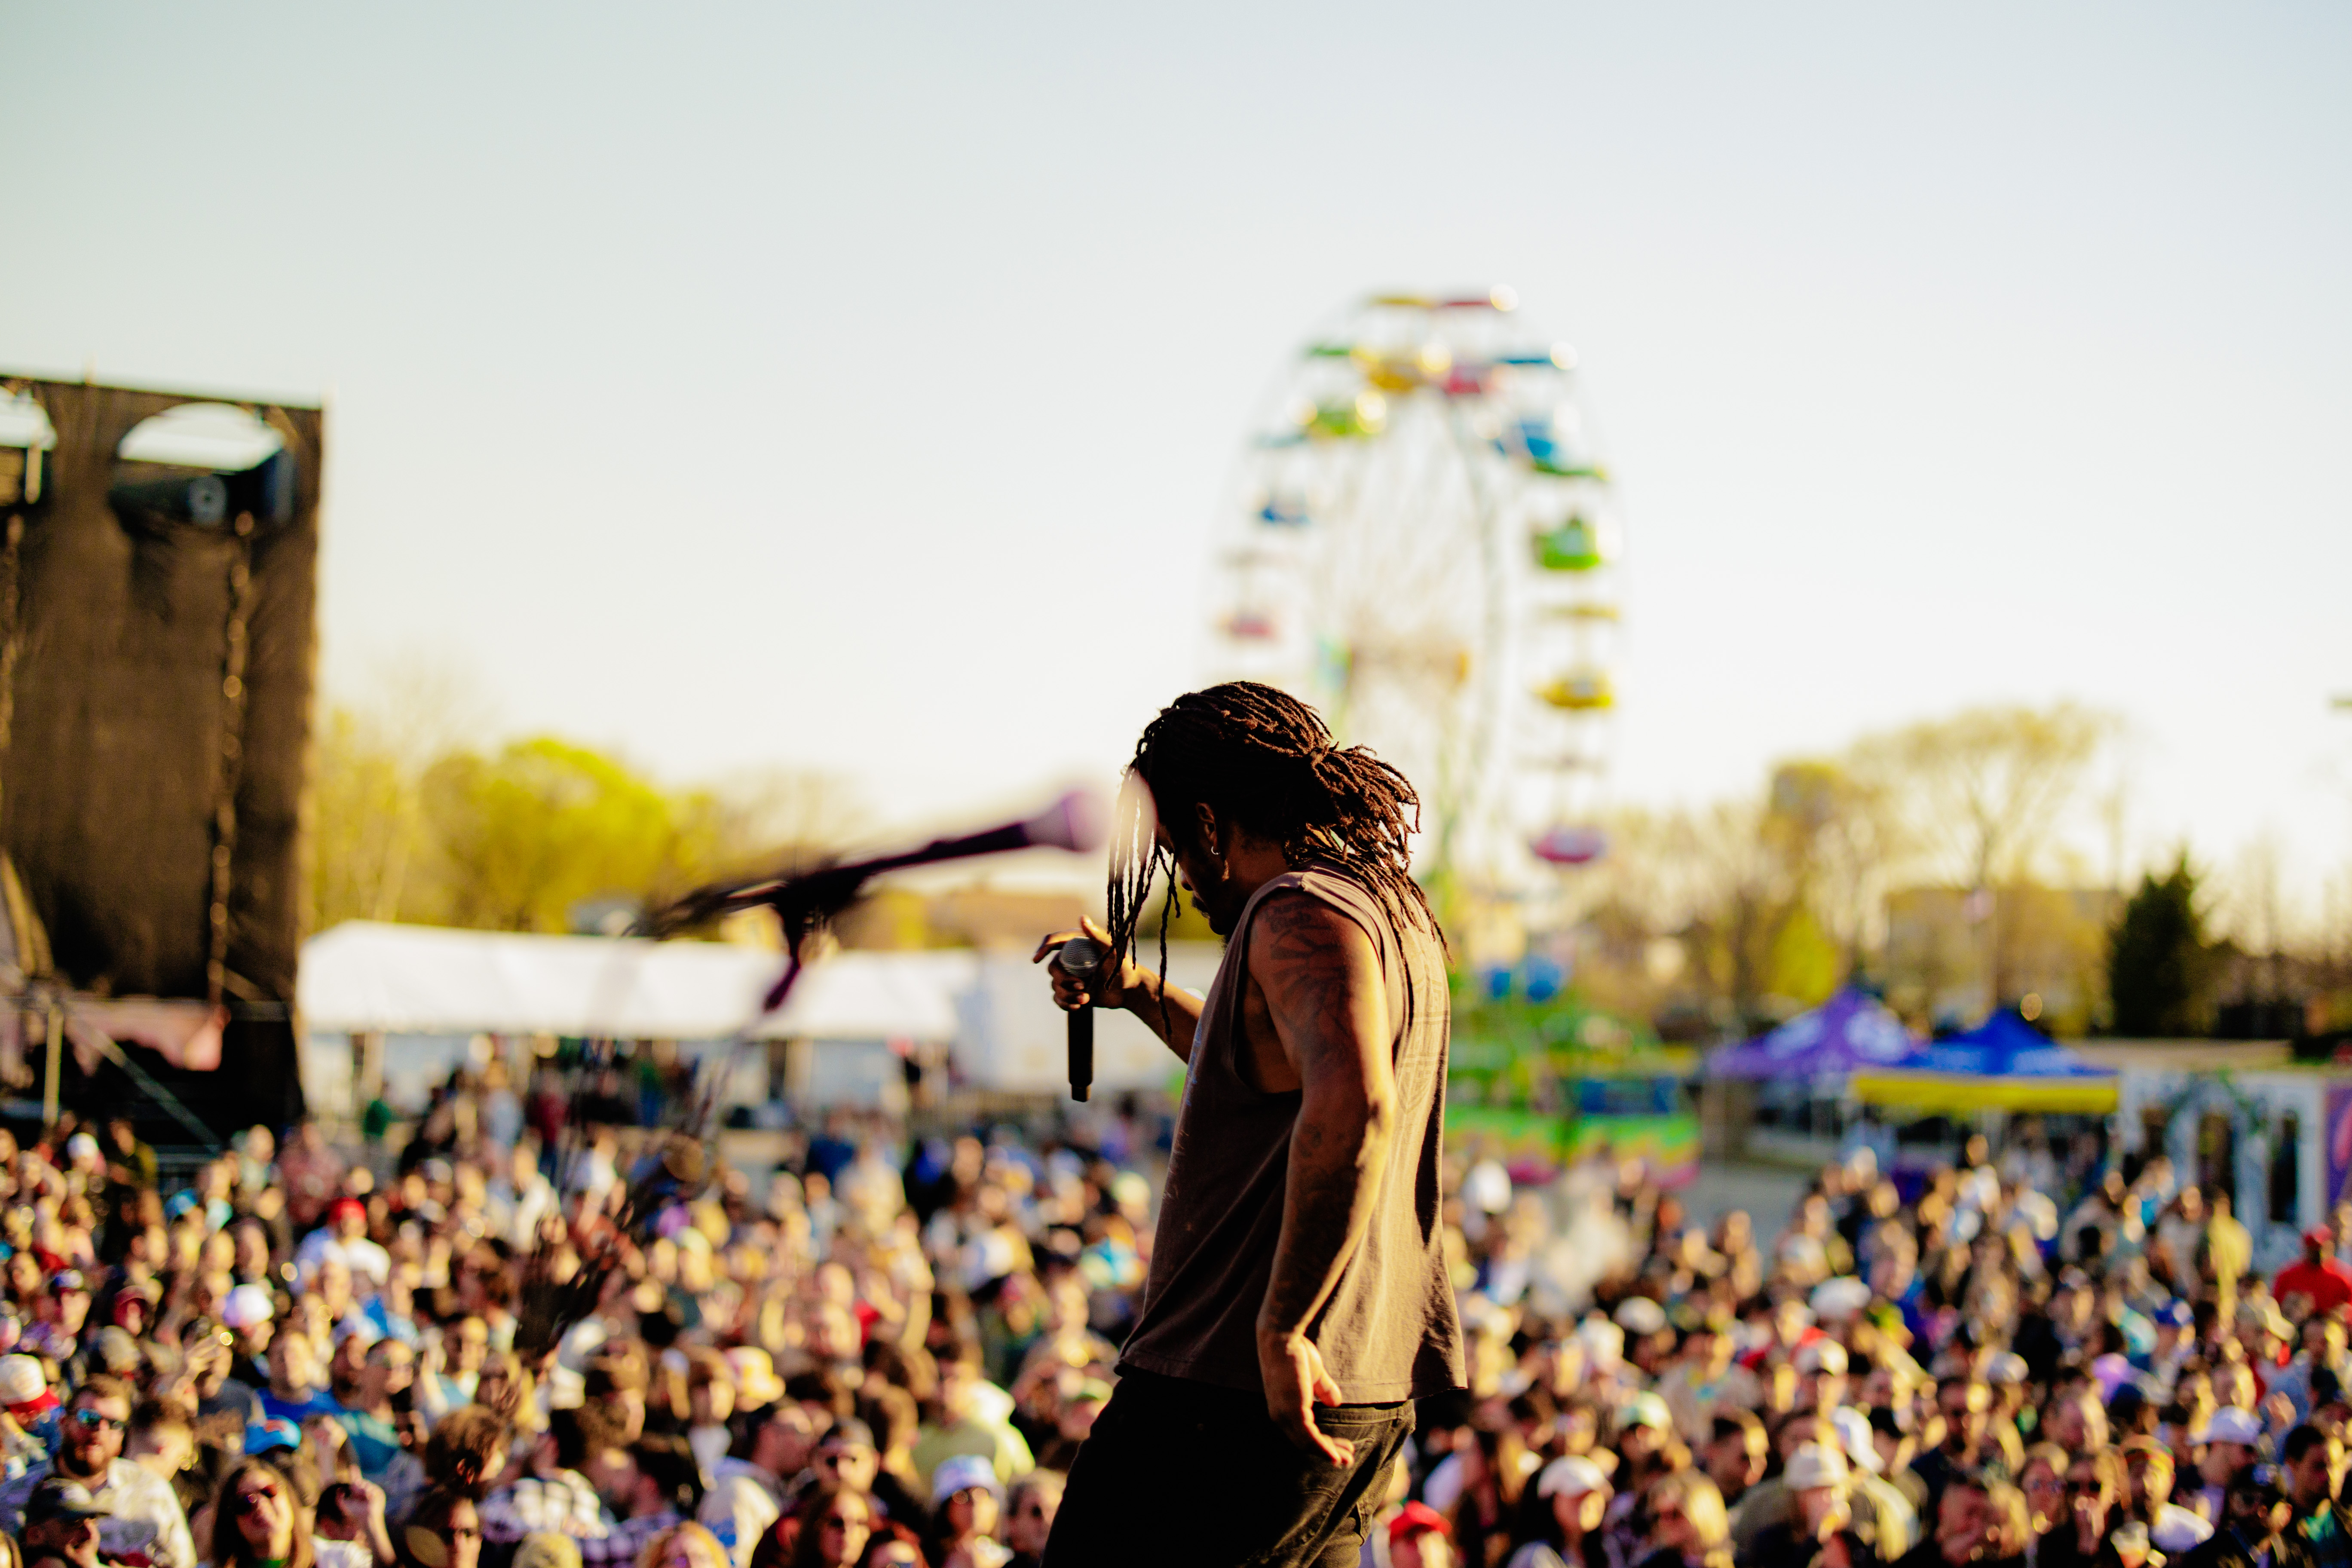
[1032,916,1131,1102]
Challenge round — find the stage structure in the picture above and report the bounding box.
[0,374,322,1139]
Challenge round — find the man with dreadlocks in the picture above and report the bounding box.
[1032,682,1465,1568]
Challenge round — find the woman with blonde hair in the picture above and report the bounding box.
[1635,1472,1733,1568]
[637,1520,732,1568]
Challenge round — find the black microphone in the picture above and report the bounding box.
[1056,937,1103,1102]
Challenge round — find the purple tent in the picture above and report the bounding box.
[1706,988,1921,1079]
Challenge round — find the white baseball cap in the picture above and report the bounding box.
[1785,1441,1850,1491]
[2193,1407,2264,1447]
[1538,1455,1610,1499]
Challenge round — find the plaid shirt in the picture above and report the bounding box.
[580,1510,685,1565]
[480,1470,613,1544]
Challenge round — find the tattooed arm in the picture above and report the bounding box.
[1250,891,1397,1465]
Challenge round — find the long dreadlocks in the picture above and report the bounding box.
[1107,683,1439,1024]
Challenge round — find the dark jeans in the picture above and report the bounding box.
[1042,1369,1415,1568]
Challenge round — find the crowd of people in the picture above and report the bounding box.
[8,1066,2352,1568]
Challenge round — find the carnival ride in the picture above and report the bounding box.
[1204,289,1625,921]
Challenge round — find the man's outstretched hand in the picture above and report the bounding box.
[1258,1329,1353,1467]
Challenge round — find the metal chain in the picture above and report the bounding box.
[207,511,256,1007]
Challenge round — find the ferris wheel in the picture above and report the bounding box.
[1204,288,1624,910]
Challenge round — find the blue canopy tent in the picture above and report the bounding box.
[1851,1009,2118,1113]
[1706,988,1920,1079]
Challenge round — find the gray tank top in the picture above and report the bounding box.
[1118,864,1465,1402]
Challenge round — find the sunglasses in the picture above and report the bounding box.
[70,1410,124,1432]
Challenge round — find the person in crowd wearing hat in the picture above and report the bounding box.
[295,1199,390,1295]
[1731,1414,1838,1559]
[2179,1466,2292,1568]
[1793,1341,1850,1421]
[1832,1408,1918,1562]
[18,1476,106,1568]
[2193,1408,2269,1525]
[0,1352,61,1464]
[0,1375,194,1568]
[2278,1424,2352,1568]
[924,1452,1007,1568]
[1510,1456,1612,1568]
[1745,1441,1871,1568]
[2118,1437,2213,1557]
[2286,1241,2352,1326]
[1392,1499,1459,1568]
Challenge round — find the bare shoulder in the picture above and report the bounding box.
[1247,889,1372,971]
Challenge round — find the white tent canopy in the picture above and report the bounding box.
[298,922,965,1042]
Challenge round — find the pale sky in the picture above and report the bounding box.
[4,4,2348,923]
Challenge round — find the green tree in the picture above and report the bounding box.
[306,704,426,932]
[414,738,724,933]
[2109,851,2213,1036]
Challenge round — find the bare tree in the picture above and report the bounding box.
[1850,703,2115,1005]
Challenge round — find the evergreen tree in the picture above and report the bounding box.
[2108,851,2211,1036]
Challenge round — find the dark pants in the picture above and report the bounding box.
[1042,1369,1415,1568]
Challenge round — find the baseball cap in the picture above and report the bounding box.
[52,1270,86,1295]
[2158,1301,2195,1328]
[931,1454,1002,1504]
[23,1478,105,1525]
[245,1418,303,1455]
[64,1133,98,1162]
[1537,1456,1610,1499]
[1784,1441,1850,1491]
[1388,1501,1452,1545]
[2193,1407,2265,1447]
[1810,1277,1872,1322]
[1614,1297,1667,1337]
[1618,1392,1672,1433]
[2307,1228,2334,1247]
[1985,1352,2029,1387]
[0,1353,52,1414]
[1831,1408,1883,1474]
[1795,1340,1849,1377]
[221,1283,274,1332]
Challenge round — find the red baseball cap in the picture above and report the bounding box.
[1389,1502,1452,1544]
